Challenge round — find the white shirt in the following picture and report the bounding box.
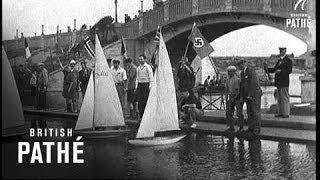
[110,66,127,83]
[137,62,154,83]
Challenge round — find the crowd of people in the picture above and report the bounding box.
[57,54,154,121]
[13,47,292,134]
[177,47,292,135]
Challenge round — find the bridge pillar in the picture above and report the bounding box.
[299,0,316,104]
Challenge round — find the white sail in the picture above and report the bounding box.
[2,46,26,135]
[93,34,125,127]
[75,72,94,130]
[136,32,180,138]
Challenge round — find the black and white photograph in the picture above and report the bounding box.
[2,0,316,179]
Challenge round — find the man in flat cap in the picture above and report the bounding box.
[111,59,128,112]
[225,65,244,132]
[37,62,48,111]
[64,60,79,112]
[264,47,292,118]
[78,61,92,98]
[124,58,138,118]
[237,59,262,134]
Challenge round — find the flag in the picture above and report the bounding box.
[150,47,158,73]
[25,38,31,59]
[84,36,95,58]
[188,22,214,59]
[154,26,161,43]
[121,37,127,58]
[151,26,161,72]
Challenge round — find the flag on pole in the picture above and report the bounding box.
[151,26,161,72]
[121,37,127,58]
[84,36,95,58]
[188,22,214,59]
[154,26,161,43]
[25,38,31,59]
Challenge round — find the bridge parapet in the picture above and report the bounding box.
[120,0,299,39]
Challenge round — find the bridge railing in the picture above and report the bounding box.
[120,0,295,39]
[168,0,192,22]
[198,0,226,13]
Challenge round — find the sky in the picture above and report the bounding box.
[2,0,307,57]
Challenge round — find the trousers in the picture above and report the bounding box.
[277,87,290,116]
[137,83,150,118]
[226,97,244,128]
[246,93,262,132]
[115,83,126,112]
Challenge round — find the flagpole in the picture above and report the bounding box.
[183,22,196,58]
[183,40,190,58]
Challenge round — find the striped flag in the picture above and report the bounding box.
[154,26,161,43]
[84,36,95,58]
[151,26,161,72]
[121,36,127,58]
[25,38,31,59]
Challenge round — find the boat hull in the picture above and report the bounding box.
[74,129,131,139]
[128,134,186,146]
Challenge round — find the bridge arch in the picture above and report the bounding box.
[138,12,308,67]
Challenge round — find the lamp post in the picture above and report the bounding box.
[140,0,144,13]
[115,0,118,23]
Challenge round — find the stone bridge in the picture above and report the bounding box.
[116,0,315,66]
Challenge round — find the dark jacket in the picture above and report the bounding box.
[78,68,92,90]
[240,67,262,99]
[177,64,195,91]
[267,55,292,88]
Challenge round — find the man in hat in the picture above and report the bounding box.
[124,58,138,118]
[111,59,128,112]
[180,89,203,128]
[37,62,48,110]
[225,65,244,132]
[78,61,92,98]
[264,47,292,118]
[237,59,262,134]
[64,60,79,112]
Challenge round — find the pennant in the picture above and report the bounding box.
[188,22,214,59]
[25,38,31,59]
[150,47,158,73]
[150,26,161,72]
[121,37,127,58]
[84,36,95,58]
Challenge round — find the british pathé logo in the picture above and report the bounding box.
[294,0,307,10]
[286,0,310,29]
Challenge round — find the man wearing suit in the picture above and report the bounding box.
[264,47,292,118]
[79,61,92,98]
[237,59,262,134]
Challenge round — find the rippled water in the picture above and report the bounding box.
[2,133,316,179]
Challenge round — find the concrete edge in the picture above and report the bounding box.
[200,116,316,131]
[181,127,316,144]
[23,109,316,131]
